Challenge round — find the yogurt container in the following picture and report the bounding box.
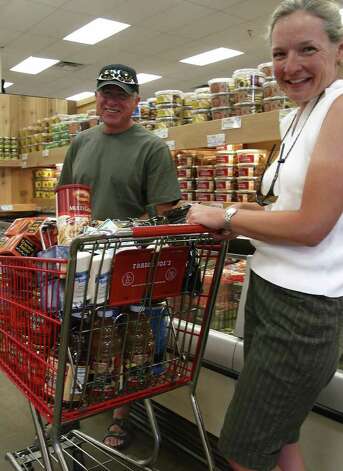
[156,104,183,118]
[195,179,215,191]
[237,164,263,178]
[155,90,183,105]
[237,177,259,191]
[178,178,194,190]
[194,191,215,202]
[215,178,236,190]
[208,78,234,93]
[215,165,236,178]
[233,87,264,104]
[214,191,236,202]
[211,107,231,120]
[211,93,231,108]
[176,166,194,178]
[263,80,284,98]
[196,165,215,179]
[257,62,273,77]
[215,151,236,165]
[234,102,262,116]
[237,149,266,165]
[233,68,266,89]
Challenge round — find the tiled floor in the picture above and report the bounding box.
[0,372,209,471]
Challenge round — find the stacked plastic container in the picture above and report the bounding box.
[232,68,266,116]
[208,78,234,120]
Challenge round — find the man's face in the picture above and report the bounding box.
[96,85,140,133]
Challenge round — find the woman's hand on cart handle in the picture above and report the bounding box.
[186,204,239,240]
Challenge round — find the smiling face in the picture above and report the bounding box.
[271,10,343,110]
[96,85,140,134]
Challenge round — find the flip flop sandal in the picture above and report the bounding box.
[103,418,133,450]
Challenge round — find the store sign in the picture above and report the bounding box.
[221,117,241,130]
[166,140,176,150]
[207,133,225,147]
[153,128,168,139]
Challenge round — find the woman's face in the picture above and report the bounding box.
[271,10,343,109]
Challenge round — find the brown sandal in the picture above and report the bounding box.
[103,417,133,450]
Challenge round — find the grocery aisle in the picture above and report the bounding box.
[0,372,209,471]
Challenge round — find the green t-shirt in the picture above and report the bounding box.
[59,124,181,219]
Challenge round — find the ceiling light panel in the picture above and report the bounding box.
[137,73,162,84]
[66,92,95,101]
[10,57,60,75]
[180,47,244,66]
[4,82,14,89]
[63,18,130,45]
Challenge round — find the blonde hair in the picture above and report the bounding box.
[268,0,343,43]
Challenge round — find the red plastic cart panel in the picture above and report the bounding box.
[109,246,189,305]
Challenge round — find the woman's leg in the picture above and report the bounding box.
[277,442,305,471]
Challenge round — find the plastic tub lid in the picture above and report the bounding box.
[258,62,273,68]
[191,108,210,114]
[211,106,231,111]
[263,96,286,101]
[194,87,210,94]
[155,90,183,96]
[233,68,265,76]
[208,78,232,84]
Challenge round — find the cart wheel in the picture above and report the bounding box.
[72,447,85,471]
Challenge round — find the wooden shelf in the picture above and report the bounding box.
[21,146,68,168]
[160,110,281,150]
[0,203,39,215]
[0,160,23,168]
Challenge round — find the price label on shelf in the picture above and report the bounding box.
[22,161,27,168]
[166,140,176,150]
[42,149,49,157]
[221,116,241,130]
[0,205,14,211]
[207,133,225,147]
[21,153,28,161]
[153,128,168,139]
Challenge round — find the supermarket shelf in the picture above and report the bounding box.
[0,203,38,215]
[21,146,68,168]
[164,110,281,150]
[0,160,22,168]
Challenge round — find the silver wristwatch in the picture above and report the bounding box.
[223,206,238,231]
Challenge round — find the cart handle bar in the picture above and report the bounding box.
[129,223,213,238]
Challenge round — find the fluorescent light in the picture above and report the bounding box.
[340,9,343,23]
[64,18,130,45]
[4,82,13,89]
[137,73,161,85]
[10,56,59,74]
[66,91,95,101]
[180,47,244,66]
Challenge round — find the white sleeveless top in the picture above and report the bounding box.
[250,80,343,297]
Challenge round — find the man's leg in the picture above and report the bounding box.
[277,442,305,471]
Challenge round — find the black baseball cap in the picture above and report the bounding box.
[96,63,139,95]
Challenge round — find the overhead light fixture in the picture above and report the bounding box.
[4,82,13,89]
[340,8,343,23]
[63,18,130,45]
[137,73,162,85]
[66,91,95,101]
[180,47,244,66]
[10,56,59,74]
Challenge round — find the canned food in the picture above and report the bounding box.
[176,166,194,178]
[208,78,234,93]
[196,166,215,179]
[195,179,215,191]
[237,164,263,177]
[155,90,183,105]
[236,190,256,203]
[237,149,266,165]
[233,87,264,104]
[56,184,91,217]
[234,102,262,116]
[211,107,231,120]
[155,117,181,128]
[183,92,196,107]
[211,93,231,108]
[215,178,236,190]
[257,62,273,77]
[233,68,266,89]
[215,165,236,178]
[175,153,196,166]
[263,80,284,98]
[194,191,215,202]
[156,104,183,118]
[34,168,56,178]
[237,177,259,191]
[214,191,236,202]
[192,109,211,123]
[215,151,236,165]
[178,178,194,190]
[181,192,194,201]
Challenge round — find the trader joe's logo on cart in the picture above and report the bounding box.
[110,246,189,305]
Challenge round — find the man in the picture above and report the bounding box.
[59,63,181,449]
[59,63,180,220]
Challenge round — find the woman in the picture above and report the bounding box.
[187,1,343,470]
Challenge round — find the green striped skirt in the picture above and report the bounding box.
[218,271,343,471]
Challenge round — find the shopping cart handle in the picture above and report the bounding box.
[131,223,212,238]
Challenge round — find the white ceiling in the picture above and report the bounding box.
[0,0,342,101]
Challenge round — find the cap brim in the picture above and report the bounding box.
[96,80,136,95]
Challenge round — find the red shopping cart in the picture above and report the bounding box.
[0,224,228,470]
